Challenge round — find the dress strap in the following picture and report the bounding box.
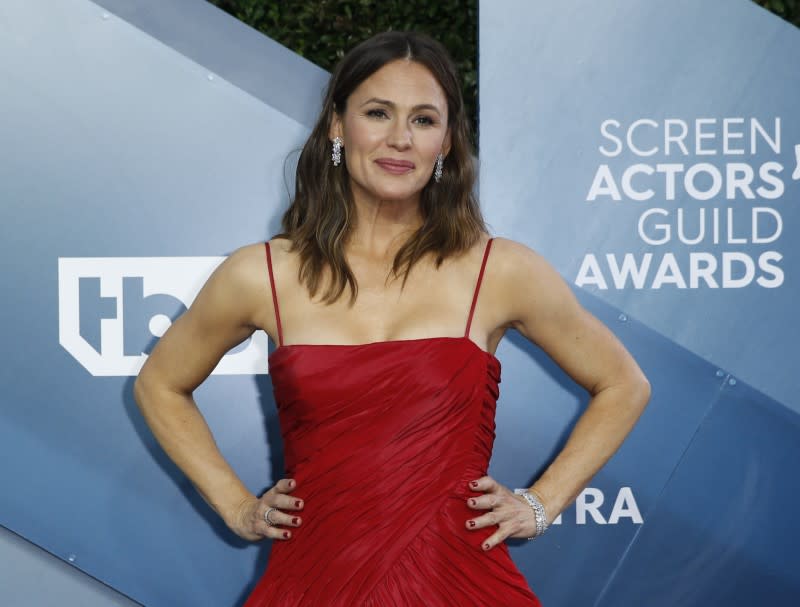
[465,238,494,338]
[264,242,284,347]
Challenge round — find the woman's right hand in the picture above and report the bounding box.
[227,478,304,541]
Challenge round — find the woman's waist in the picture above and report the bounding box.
[270,469,487,551]
[284,453,487,512]
[285,445,490,489]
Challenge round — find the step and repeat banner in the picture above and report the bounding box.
[480,0,800,415]
[1,0,798,606]
[480,1,800,605]
[0,1,313,605]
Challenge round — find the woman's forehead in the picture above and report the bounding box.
[348,60,447,111]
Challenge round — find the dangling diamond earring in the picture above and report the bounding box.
[331,136,343,167]
[434,153,444,183]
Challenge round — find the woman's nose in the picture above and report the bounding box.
[387,120,412,149]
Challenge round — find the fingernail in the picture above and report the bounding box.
[469,499,476,506]
[468,520,476,528]
[292,517,299,525]
[470,481,478,488]
[283,531,291,539]
[295,500,302,508]
[483,542,490,551]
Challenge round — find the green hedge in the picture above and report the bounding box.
[208,0,477,141]
[755,0,800,26]
[208,0,797,142]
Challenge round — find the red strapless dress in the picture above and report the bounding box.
[243,241,541,607]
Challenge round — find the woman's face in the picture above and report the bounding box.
[330,59,451,207]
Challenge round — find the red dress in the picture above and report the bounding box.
[244,239,541,606]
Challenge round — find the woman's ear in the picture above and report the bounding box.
[329,112,343,142]
[442,128,452,157]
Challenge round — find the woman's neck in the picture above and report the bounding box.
[348,193,423,259]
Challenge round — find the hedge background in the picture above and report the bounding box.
[206,0,798,144]
[207,0,478,139]
[756,0,800,26]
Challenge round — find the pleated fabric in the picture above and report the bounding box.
[243,336,542,606]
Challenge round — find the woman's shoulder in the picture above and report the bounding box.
[484,236,576,315]
[482,236,570,304]
[439,235,549,286]
[227,237,294,268]
[210,238,293,292]
[485,236,551,276]
[213,238,296,336]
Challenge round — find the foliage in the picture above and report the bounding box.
[207,0,798,142]
[754,0,800,26]
[207,0,478,141]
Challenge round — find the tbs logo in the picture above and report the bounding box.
[58,257,269,376]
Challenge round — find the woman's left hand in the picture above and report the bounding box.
[465,475,537,551]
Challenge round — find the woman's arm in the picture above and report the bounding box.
[503,239,651,519]
[467,238,651,548]
[133,243,293,540]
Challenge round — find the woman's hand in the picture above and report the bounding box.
[465,475,537,551]
[227,478,304,542]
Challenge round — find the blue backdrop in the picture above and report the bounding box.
[1,0,798,605]
[480,1,800,605]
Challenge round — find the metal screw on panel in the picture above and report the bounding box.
[728,378,737,386]
[715,370,724,377]
[618,313,627,322]
[208,74,215,81]
[67,554,76,563]
[102,12,109,20]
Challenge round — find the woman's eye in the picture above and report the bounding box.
[366,109,388,118]
[414,115,435,126]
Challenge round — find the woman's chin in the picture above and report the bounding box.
[350,175,428,205]
[368,184,427,203]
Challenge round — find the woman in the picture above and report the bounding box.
[134,31,650,606]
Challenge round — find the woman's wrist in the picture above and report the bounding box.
[513,487,549,539]
[201,482,255,527]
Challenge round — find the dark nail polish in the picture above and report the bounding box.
[292,517,299,525]
[283,531,290,539]
[470,481,478,488]
[483,542,490,550]
[295,500,302,508]
[468,520,476,528]
[469,499,476,506]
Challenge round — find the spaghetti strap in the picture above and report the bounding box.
[465,238,494,337]
[264,242,284,347]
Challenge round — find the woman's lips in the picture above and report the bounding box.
[374,158,415,174]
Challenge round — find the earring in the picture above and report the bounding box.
[434,153,444,183]
[331,136,342,167]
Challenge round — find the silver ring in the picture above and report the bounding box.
[264,507,279,526]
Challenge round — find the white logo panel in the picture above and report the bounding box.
[58,257,268,376]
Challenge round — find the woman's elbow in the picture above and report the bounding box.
[133,362,164,413]
[133,369,151,412]
[630,370,652,409]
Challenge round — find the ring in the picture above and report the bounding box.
[264,507,278,526]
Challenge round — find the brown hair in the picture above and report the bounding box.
[279,31,485,303]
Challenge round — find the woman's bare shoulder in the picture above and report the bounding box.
[217,242,266,288]
[214,238,296,337]
[204,239,291,299]
[486,236,553,279]
[225,237,294,281]
[483,236,574,320]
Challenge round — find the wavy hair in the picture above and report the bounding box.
[279,31,485,303]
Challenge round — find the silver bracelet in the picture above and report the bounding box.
[514,488,548,539]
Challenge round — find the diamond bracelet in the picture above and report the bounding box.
[514,488,548,539]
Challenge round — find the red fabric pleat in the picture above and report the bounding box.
[243,337,542,607]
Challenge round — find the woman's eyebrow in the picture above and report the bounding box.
[360,97,442,115]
